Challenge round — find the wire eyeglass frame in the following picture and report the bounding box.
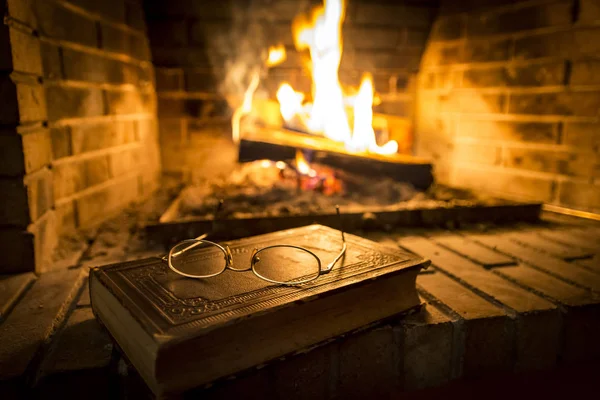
[162,206,347,286]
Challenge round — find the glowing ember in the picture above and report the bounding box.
[260,159,273,168]
[293,150,343,194]
[259,159,288,170]
[277,0,398,155]
[257,153,344,195]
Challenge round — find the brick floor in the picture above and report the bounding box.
[429,234,516,268]
[471,233,600,291]
[397,299,455,390]
[0,273,35,320]
[0,268,86,383]
[400,236,561,372]
[0,202,599,398]
[416,271,514,376]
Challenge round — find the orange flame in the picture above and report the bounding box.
[276,83,305,121]
[295,149,316,177]
[276,0,398,155]
[351,73,399,154]
[266,44,286,67]
[294,150,343,195]
[231,71,259,144]
[231,45,287,144]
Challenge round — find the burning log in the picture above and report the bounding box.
[233,0,433,190]
[238,125,434,190]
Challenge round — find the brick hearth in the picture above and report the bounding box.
[0,190,598,398]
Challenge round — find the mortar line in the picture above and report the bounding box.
[436,112,598,123]
[466,234,599,292]
[8,71,42,84]
[156,91,223,100]
[415,287,465,380]
[22,166,51,186]
[47,113,155,128]
[453,161,598,182]
[426,234,516,268]
[39,36,151,68]
[439,0,570,18]
[402,245,520,318]
[54,170,142,207]
[492,268,570,313]
[427,232,574,312]
[422,85,600,95]
[44,78,154,92]
[51,142,143,166]
[454,136,596,152]
[24,269,88,388]
[0,275,37,325]
[419,55,600,72]
[2,16,36,35]
[54,0,147,37]
[0,122,45,135]
[429,18,598,47]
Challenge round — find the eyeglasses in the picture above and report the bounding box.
[162,206,347,285]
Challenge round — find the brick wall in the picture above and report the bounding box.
[1,0,161,273]
[144,0,438,180]
[417,0,600,213]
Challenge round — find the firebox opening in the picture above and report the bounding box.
[148,0,448,235]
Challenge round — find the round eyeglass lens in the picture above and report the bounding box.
[168,240,227,278]
[252,246,320,284]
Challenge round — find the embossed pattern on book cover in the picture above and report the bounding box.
[95,225,425,336]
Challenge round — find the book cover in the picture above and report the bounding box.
[90,224,429,394]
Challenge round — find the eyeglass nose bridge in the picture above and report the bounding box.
[224,245,252,272]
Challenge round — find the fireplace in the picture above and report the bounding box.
[2,0,600,398]
[145,0,599,233]
[3,0,598,274]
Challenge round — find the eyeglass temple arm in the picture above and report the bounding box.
[323,205,346,272]
[323,242,347,272]
[168,232,208,259]
[162,200,225,261]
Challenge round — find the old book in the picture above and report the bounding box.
[90,224,429,396]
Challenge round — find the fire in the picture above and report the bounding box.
[295,149,316,177]
[351,74,399,155]
[266,44,286,67]
[231,71,259,144]
[231,45,287,144]
[276,83,305,121]
[294,150,343,195]
[277,0,398,155]
[256,152,343,195]
[292,0,351,143]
